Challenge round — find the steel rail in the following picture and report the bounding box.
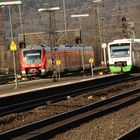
[0,74,139,117]
[1,86,140,139]
[117,125,140,140]
[0,74,14,84]
[0,74,134,117]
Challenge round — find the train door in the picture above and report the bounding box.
[65,46,81,72]
[45,48,52,73]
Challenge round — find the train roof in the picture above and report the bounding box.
[110,39,140,44]
[22,44,46,50]
[23,44,93,51]
[45,44,93,51]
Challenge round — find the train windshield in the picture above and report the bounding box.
[110,43,130,58]
[23,50,41,63]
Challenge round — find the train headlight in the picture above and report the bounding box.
[31,64,35,67]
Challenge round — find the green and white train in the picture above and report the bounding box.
[107,39,140,73]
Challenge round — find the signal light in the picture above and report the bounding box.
[19,41,26,49]
[75,37,82,44]
[122,17,126,22]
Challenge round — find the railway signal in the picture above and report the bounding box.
[89,58,94,76]
[56,60,61,79]
[10,40,17,51]
[101,43,107,65]
[10,40,18,88]
[19,41,26,49]
[121,16,129,38]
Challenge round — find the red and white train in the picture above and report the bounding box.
[19,44,94,77]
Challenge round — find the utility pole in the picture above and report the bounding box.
[128,22,135,39]
[93,0,102,66]
[49,9,57,81]
[92,4,101,65]
[0,7,7,74]
[38,7,60,82]
[0,1,22,89]
[63,0,67,39]
[121,16,129,38]
[49,9,58,45]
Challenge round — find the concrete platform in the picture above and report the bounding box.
[0,73,114,98]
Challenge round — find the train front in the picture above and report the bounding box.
[108,40,132,73]
[20,45,46,77]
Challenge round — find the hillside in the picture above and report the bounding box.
[0,0,140,73]
[1,0,140,45]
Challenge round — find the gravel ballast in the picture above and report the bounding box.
[0,79,140,139]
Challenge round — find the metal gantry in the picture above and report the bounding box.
[38,7,60,81]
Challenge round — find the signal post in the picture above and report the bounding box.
[89,58,94,76]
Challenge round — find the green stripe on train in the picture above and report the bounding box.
[109,65,132,72]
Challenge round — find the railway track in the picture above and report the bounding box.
[0,66,106,84]
[0,74,14,84]
[1,85,140,139]
[0,73,138,117]
[117,125,140,140]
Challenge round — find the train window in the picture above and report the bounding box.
[110,43,130,48]
[23,50,41,61]
[110,43,130,58]
[111,49,129,57]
